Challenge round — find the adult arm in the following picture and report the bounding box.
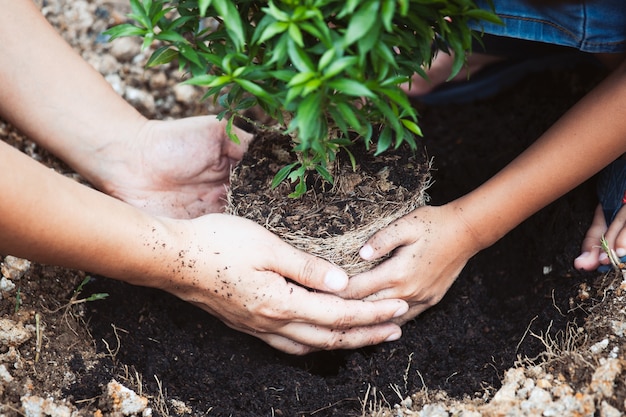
[343,60,626,321]
[0,0,409,352]
[0,0,248,218]
[0,140,407,353]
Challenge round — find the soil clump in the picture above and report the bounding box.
[227,131,431,274]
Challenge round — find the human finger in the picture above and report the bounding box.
[258,321,403,354]
[267,240,351,292]
[276,281,408,328]
[575,204,607,270]
[339,257,403,300]
[601,204,626,265]
[359,216,417,262]
[254,333,316,355]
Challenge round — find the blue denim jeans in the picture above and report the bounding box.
[470,0,626,53]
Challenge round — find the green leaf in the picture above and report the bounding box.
[373,43,398,70]
[208,75,234,88]
[356,19,381,54]
[373,98,402,132]
[302,78,322,95]
[269,69,298,81]
[178,44,203,68]
[146,46,178,67]
[322,56,356,79]
[314,165,334,184]
[264,1,290,22]
[287,71,316,87]
[343,146,357,171]
[334,102,362,131]
[198,0,212,16]
[155,30,188,44]
[288,177,308,198]
[287,39,315,72]
[343,0,379,46]
[337,0,359,19]
[299,22,330,46]
[381,0,395,32]
[226,115,241,144]
[327,106,349,134]
[257,21,289,44]
[85,293,109,302]
[288,23,304,47]
[267,34,289,66]
[103,24,147,40]
[397,0,408,15]
[184,74,217,86]
[150,6,170,27]
[295,92,323,142]
[141,32,155,50]
[271,162,299,189]
[448,49,466,81]
[400,119,423,137]
[375,126,392,156]
[378,87,415,116]
[129,0,150,28]
[284,84,304,105]
[328,78,375,98]
[213,0,246,50]
[235,79,271,101]
[317,48,336,72]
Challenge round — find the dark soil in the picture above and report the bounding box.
[60,63,608,416]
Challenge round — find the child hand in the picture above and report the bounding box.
[339,204,482,324]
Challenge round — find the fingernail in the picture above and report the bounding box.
[324,269,348,291]
[599,252,608,262]
[360,244,374,260]
[385,331,402,342]
[575,251,590,262]
[617,248,626,258]
[393,303,409,318]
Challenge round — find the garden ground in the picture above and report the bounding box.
[0,1,625,416]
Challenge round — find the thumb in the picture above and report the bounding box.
[272,243,348,293]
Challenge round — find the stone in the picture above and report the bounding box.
[110,37,142,62]
[600,400,622,417]
[124,87,156,114]
[0,318,31,347]
[590,358,622,398]
[173,84,199,103]
[1,256,31,280]
[0,277,16,294]
[106,380,150,416]
[21,395,77,417]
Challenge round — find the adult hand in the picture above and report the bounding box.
[94,116,252,219]
[155,213,409,355]
[338,204,482,324]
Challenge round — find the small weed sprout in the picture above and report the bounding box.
[600,235,626,271]
[71,276,109,305]
[14,287,21,314]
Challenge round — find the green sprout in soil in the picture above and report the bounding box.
[105,0,499,197]
[600,235,626,271]
[71,276,109,305]
[14,287,21,314]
